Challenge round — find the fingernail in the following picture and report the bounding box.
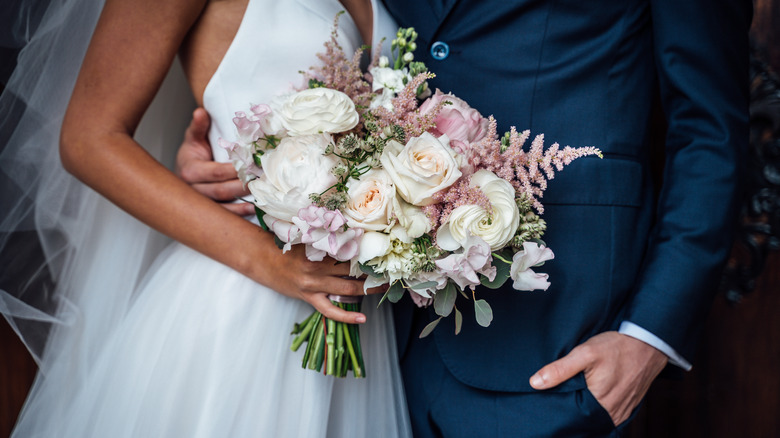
[530,373,545,389]
[355,315,366,324]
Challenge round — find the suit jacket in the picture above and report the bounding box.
[385,0,751,392]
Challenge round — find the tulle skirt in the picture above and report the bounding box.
[12,243,411,437]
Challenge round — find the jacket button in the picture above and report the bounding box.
[430,41,450,60]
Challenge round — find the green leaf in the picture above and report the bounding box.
[359,262,383,278]
[418,317,442,338]
[386,281,405,303]
[410,281,438,290]
[273,235,286,250]
[454,307,463,335]
[474,299,494,327]
[255,206,269,232]
[433,282,457,317]
[481,258,511,289]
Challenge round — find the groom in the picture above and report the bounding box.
[177,0,751,435]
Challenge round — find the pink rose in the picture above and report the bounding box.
[418,89,489,154]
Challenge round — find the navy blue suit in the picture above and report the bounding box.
[384,0,751,435]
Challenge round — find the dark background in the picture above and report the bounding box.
[2,1,779,436]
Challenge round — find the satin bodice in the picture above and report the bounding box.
[203,0,396,163]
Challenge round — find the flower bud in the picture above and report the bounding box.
[403,52,414,63]
[379,56,390,68]
[408,42,417,52]
[397,37,407,47]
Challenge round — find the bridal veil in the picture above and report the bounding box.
[1,0,196,429]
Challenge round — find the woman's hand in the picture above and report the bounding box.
[60,0,377,326]
[256,242,386,323]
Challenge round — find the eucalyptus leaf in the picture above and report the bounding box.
[433,282,457,317]
[474,299,494,327]
[386,281,405,303]
[454,307,463,335]
[359,262,383,278]
[481,258,511,289]
[410,281,438,290]
[418,317,442,338]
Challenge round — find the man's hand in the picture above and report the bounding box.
[176,108,254,216]
[529,331,668,426]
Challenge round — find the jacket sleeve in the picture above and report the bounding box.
[622,0,752,360]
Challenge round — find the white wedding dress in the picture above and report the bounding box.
[9,0,411,437]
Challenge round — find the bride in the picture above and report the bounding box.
[0,0,411,436]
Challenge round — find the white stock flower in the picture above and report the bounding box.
[369,91,395,111]
[248,134,339,224]
[368,67,410,111]
[370,67,407,93]
[275,88,359,136]
[380,133,462,206]
[343,169,396,232]
[510,242,554,291]
[437,170,521,251]
[363,237,417,284]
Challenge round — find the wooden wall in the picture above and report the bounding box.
[627,1,780,436]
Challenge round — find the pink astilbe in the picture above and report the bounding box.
[371,73,438,136]
[421,175,493,232]
[305,14,373,114]
[469,118,601,214]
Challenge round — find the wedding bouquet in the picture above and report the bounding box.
[221,18,601,377]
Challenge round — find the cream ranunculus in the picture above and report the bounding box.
[248,134,339,223]
[436,170,520,251]
[343,169,396,232]
[380,132,462,206]
[275,88,359,136]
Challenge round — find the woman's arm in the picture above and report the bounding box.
[60,0,371,324]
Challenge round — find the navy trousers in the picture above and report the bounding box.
[400,318,629,437]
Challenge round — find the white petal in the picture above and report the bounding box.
[358,231,391,263]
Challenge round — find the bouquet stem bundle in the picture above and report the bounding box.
[290,298,365,378]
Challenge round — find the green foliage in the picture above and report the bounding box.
[419,316,442,338]
[474,299,494,327]
[433,282,457,317]
[454,307,463,335]
[255,207,269,232]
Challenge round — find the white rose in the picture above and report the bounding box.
[248,134,339,222]
[436,170,520,251]
[391,196,431,243]
[275,88,359,136]
[343,169,396,232]
[380,132,462,206]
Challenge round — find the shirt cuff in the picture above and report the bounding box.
[618,321,692,371]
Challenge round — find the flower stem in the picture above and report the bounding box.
[326,318,336,375]
[343,320,363,378]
